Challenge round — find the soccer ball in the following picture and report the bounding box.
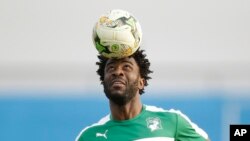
[92,9,142,58]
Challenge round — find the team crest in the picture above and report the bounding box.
[146,117,162,132]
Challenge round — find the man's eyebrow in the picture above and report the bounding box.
[106,60,134,66]
[106,60,115,66]
[121,60,133,65]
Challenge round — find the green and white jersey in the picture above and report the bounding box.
[76,105,208,141]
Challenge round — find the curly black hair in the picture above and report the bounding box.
[96,49,153,95]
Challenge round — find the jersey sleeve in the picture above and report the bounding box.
[175,112,208,141]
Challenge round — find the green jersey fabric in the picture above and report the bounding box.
[76,105,208,141]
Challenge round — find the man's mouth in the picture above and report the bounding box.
[111,79,126,87]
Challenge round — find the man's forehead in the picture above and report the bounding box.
[106,57,136,65]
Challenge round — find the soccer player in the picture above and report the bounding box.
[75,49,210,141]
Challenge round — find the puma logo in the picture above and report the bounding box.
[96,130,108,139]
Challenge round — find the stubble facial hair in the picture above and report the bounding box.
[103,77,139,106]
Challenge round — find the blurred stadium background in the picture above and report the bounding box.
[0,0,249,141]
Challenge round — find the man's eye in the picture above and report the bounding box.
[107,66,114,71]
[124,64,131,69]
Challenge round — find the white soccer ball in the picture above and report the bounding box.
[92,9,142,58]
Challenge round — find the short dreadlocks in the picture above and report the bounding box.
[96,49,153,95]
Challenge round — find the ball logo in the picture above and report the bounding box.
[111,44,119,52]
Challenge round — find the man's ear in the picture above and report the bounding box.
[138,78,145,90]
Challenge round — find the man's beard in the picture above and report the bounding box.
[103,78,139,106]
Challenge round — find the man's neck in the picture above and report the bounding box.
[109,94,142,121]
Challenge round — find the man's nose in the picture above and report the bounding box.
[112,66,124,76]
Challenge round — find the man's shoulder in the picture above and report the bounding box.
[75,114,111,141]
[144,105,209,140]
[144,104,183,116]
[144,105,185,123]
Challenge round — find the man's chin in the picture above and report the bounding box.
[108,90,125,96]
[106,93,128,106]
